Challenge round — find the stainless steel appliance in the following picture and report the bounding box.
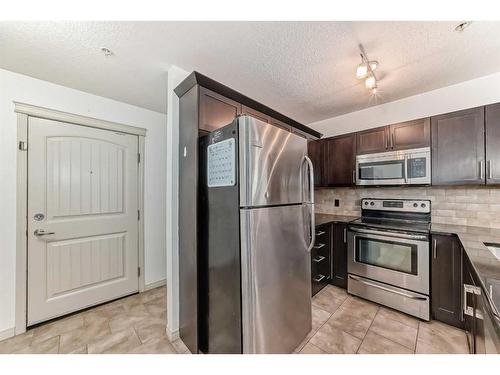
[347,198,431,320]
[356,147,431,186]
[198,115,314,353]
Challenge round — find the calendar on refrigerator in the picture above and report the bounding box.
[207,138,236,187]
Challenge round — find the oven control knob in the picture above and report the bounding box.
[421,203,426,208]
[364,201,369,206]
[370,202,375,206]
[413,203,418,208]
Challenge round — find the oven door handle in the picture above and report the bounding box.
[348,226,428,241]
[348,275,428,301]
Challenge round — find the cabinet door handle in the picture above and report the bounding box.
[343,227,347,243]
[313,256,326,263]
[313,274,326,283]
[391,133,395,149]
[385,135,388,149]
[433,239,437,259]
[479,160,485,180]
[487,160,493,180]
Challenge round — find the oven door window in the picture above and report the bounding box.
[358,160,405,180]
[355,236,418,275]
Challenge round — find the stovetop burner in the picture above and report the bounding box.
[350,198,432,234]
[349,217,431,234]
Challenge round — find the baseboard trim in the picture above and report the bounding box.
[0,327,15,342]
[166,326,179,341]
[144,279,166,291]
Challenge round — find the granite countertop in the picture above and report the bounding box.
[431,223,500,318]
[315,213,358,226]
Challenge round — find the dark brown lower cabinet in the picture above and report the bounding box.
[311,224,331,296]
[431,234,463,329]
[331,223,348,289]
[463,253,500,354]
[463,255,475,353]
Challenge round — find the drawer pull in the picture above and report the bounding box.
[316,230,326,236]
[313,256,326,263]
[313,274,326,283]
[313,243,325,249]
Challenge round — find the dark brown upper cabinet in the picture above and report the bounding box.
[389,118,430,150]
[307,139,325,188]
[199,87,241,132]
[431,107,485,185]
[356,126,389,155]
[325,134,357,186]
[486,103,500,185]
[431,234,463,329]
[357,119,430,155]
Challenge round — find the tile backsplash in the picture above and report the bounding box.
[315,186,500,229]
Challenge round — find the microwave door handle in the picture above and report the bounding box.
[404,155,409,183]
[304,156,315,253]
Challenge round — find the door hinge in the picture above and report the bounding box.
[137,153,141,163]
[138,267,141,277]
[19,141,28,151]
[138,210,140,221]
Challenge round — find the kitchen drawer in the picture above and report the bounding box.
[312,240,329,258]
[312,223,332,296]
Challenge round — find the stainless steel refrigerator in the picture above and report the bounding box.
[198,115,314,354]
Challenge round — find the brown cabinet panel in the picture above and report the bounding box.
[431,234,463,329]
[431,107,485,185]
[390,118,430,150]
[241,105,270,123]
[486,103,500,185]
[356,126,388,155]
[325,134,356,186]
[308,140,325,187]
[199,87,241,132]
[331,223,348,289]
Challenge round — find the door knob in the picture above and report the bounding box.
[34,229,55,236]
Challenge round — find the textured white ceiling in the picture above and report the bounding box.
[1,21,500,123]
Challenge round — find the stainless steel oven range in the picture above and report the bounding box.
[347,198,431,320]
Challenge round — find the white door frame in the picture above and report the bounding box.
[14,102,146,335]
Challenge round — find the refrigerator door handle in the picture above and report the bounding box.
[304,155,315,253]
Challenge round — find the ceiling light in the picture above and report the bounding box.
[356,63,368,79]
[356,60,378,79]
[365,74,377,89]
[100,47,114,57]
[454,21,472,32]
[356,45,380,95]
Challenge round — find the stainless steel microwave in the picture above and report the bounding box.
[355,147,431,186]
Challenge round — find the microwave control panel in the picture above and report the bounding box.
[407,157,427,178]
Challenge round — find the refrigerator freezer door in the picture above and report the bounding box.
[240,204,312,353]
[239,116,308,207]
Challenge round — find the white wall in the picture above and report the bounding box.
[0,68,167,335]
[165,65,190,339]
[309,72,500,137]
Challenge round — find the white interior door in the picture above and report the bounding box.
[27,117,139,325]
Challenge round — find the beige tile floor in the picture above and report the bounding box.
[0,284,470,354]
[296,285,470,354]
[0,286,189,354]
